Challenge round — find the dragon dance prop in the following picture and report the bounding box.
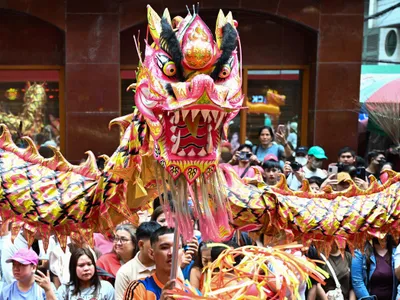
[0,4,400,265]
[0,82,47,137]
[167,244,328,300]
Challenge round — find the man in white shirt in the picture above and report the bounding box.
[303,146,328,180]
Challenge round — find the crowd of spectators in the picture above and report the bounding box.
[0,123,398,300]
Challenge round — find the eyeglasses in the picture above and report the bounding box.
[113,237,131,244]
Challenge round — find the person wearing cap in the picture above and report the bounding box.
[303,146,328,180]
[0,248,56,300]
[262,154,282,186]
[283,146,308,191]
[1,229,57,284]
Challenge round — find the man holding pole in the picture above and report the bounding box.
[123,227,184,300]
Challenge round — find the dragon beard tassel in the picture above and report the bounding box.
[156,163,231,242]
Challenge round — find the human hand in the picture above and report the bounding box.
[34,270,52,292]
[185,237,199,258]
[160,280,177,300]
[230,151,240,164]
[320,174,338,189]
[180,251,193,269]
[275,132,287,145]
[293,169,305,182]
[354,177,368,190]
[249,153,259,164]
[283,161,293,176]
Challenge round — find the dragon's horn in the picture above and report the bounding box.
[98,154,110,164]
[109,114,134,132]
[147,5,162,44]
[215,10,226,49]
[162,8,172,25]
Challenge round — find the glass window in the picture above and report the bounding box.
[246,69,303,148]
[0,70,60,151]
[121,70,136,116]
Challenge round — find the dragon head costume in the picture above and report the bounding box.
[136,6,243,182]
[0,6,400,267]
[130,6,244,241]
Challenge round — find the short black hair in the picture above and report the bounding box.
[338,147,356,158]
[367,150,384,164]
[308,176,322,187]
[237,144,252,152]
[262,160,282,171]
[355,156,366,168]
[39,146,54,158]
[136,221,161,241]
[150,226,175,246]
[211,240,241,265]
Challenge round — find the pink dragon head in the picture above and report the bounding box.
[135,6,243,183]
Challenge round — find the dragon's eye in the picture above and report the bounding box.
[219,65,231,78]
[163,61,177,77]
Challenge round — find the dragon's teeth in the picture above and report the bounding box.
[211,110,219,122]
[191,109,200,121]
[174,111,180,124]
[207,131,213,153]
[182,110,190,120]
[208,124,212,132]
[198,148,207,157]
[171,135,177,143]
[171,126,177,133]
[207,115,212,123]
[215,112,225,129]
[201,110,210,121]
[178,149,186,156]
[171,130,181,154]
[188,149,196,157]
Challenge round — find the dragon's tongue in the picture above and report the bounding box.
[184,112,201,137]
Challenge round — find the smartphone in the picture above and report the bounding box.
[277,124,285,134]
[356,167,366,180]
[328,165,338,175]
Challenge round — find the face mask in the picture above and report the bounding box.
[295,156,307,166]
[378,159,386,166]
[311,159,322,170]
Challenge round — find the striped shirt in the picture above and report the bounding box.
[123,273,164,300]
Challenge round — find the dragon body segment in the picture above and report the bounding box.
[0,6,399,256]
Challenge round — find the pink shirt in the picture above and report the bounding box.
[232,165,262,178]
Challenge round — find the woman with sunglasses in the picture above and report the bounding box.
[57,247,114,299]
[96,224,137,278]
